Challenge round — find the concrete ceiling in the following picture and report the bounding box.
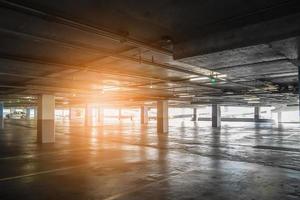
[0,0,299,107]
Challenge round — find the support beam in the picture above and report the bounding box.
[254,107,260,122]
[192,108,198,121]
[0,102,4,129]
[0,0,171,56]
[98,105,104,125]
[37,94,55,143]
[10,107,15,114]
[118,108,122,121]
[141,106,148,124]
[278,112,282,123]
[157,100,168,134]
[69,107,72,120]
[26,107,31,120]
[212,104,221,128]
[174,12,300,59]
[70,108,78,120]
[85,104,93,126]
[33,107,37,120]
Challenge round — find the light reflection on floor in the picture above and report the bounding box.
[0,119,299,200]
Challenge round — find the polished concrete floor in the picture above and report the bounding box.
[0,119,300,200]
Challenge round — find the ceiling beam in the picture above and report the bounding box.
[174,13,300,59]
[0,0,172,56]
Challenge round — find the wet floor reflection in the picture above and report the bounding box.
[0,119,300,199]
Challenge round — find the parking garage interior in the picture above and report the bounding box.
[0,1,300,199]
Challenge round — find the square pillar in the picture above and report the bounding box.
[118,108,122,121]
[141,106,148,124]
[192,108,198,121]
[0,102,4,129]
[33,107,37,120]
[26,107,31,120]
[98,105,104,125]
[37,95,55,143]
[70,108,78,120]
[278,112,282,123]
[254,107,260,122]
[212,104,221,128]
[85,104,93,126]
[10,107,15,114]
[157,100,168,133]
[0,103,3,118]
[69,107,72,120]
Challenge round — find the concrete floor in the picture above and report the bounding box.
[0,119,300,200]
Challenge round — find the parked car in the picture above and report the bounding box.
[6,111,26,119]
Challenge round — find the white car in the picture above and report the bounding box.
[6,111,26,119]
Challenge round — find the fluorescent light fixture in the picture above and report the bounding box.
[179,94,195,98]
[102,86,120,92]
[225,92,234,95]
[190,74,227,81]
[190,77,210,81]
[268,72,298,78]
[248,101,260,104]
[244,97,260,101]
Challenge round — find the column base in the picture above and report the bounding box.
[37,119,55,143]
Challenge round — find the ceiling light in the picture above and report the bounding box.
[268,72,298,78]
[190,74,227,81]
[179,94,195,98]
[244,97,260,101]
[248,101,260,104]
[190,77,210,81]
[217,74,227,78]
[102,86,120,92]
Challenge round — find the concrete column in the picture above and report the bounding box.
[0,102,4,129]
[69,107,72,120]
[212,104,221,128]
[37,95,55,143]
[192,108,198,121]
[10,107,15,114]
[141,106,148,124]
[157,100,168,133]
[98,105,104,124]
[85,104,92,126]
[278,112,282,123]
[118,108,122,120]
[254,107,260,122]
[33,107,37,119]
[26,107,31,120]
[70,108,78,120]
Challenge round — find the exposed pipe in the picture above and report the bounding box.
[0,0,282,96]
[0,27,255,91]
[0,84,170,100]
[0,54,219,91]
[0,0,172,56]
